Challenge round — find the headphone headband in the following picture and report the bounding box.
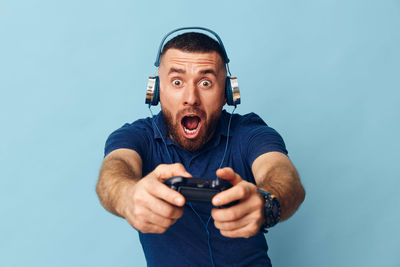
[154,26,230,67]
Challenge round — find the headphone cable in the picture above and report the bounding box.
[149,106,173,163]
[218,106,236,170]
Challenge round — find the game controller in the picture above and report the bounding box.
[164,176,237,207]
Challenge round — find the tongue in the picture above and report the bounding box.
[182,116,200,130]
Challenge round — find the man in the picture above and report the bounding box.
[96,29,305,266]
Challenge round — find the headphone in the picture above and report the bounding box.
[145,27,240,107]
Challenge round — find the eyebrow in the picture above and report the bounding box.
[200,69,217,76]
[167,67,218,77]
[168,67,185,75]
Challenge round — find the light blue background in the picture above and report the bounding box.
[1,0,399,266]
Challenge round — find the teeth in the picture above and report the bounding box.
[184,127,198,134]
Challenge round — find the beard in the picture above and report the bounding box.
[162,107,221,152]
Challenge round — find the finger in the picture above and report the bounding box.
[219,222,260,238]
[216,167,243,186]
[212,181,252,207]
[125,203,179,233]
[135,220,170,234]
[212,191,262,222]
[124,207,165,233]
[214,215,251,232]
[140,206,179,228]
[211,202,250,222]
[140,192,184,219]
[144,178,186,207]
[154,163,192,181]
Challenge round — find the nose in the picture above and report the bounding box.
[183,82,200,106]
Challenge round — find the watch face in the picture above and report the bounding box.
[271,202,279,218]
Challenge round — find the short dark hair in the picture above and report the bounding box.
[161,32,226,63]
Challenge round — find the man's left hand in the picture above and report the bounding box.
[211,167,264,238]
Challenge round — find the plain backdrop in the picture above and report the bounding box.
[1,0,399,266]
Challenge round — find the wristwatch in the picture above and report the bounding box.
[258,189,281,232]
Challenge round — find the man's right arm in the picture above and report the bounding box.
[96,148,191,233]
[96,148,143,217]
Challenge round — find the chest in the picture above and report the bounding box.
[144,136,255,184]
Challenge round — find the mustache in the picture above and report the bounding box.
[176,107,206,120]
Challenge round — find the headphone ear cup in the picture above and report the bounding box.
[225,77,233,106]
[225,77,240,106]
[153,76,160,105]
[145,76,160,106]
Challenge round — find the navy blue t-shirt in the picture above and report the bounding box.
[105,110,287,267]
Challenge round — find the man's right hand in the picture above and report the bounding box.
[118,163,191,234]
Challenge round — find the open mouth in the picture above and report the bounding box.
[181,115,201,138]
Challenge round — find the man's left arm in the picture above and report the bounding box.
[211,151,305,238]
[252,151,305,221]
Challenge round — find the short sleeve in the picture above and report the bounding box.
[239,113,288,167]
[104,120,152,158]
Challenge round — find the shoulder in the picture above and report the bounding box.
[236,112,267,126]
[109,116,157,140]
[104,116,155,157]
[228,111,288,154]
[228,111,271,134]
[119,116,154,131]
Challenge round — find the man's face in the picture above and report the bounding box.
[158,48,226,152]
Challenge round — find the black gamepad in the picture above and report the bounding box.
[164,176,236,207]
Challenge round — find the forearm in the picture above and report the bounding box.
[257,162,305,221]
[96,157,140,217]
[253,152,305,222]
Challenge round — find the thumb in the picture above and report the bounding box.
[216,167,243,186]
[154,163,192,181]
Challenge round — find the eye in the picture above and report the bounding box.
[200,80,211,87]
[172,79,182,86]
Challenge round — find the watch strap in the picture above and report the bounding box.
[258,189,281,232]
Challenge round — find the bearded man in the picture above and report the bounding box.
[96,28,305,267]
